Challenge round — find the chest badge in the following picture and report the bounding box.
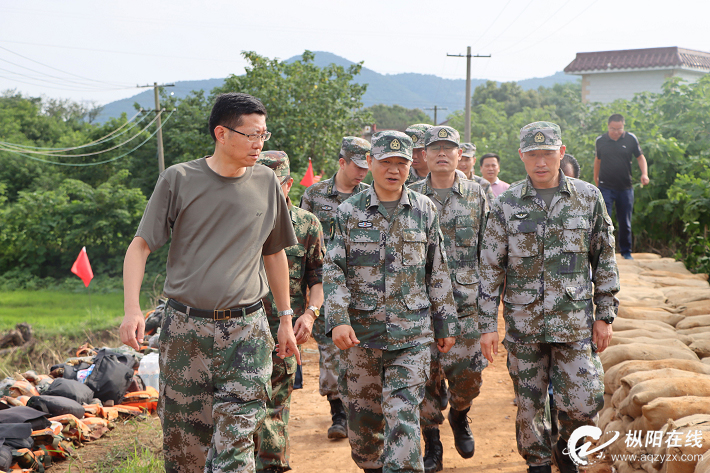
[514,212,529,219]
[357,221,373,228]
[321,205,333,211]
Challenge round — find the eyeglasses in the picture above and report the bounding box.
[280,176,291,186]
[427,145,458,152]
[222,125,271,142]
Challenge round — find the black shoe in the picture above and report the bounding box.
[439,379,449,410]
[256,468,286,473]
[328,398,348,439]
[553,439,579,473]
[293,364,303,390]
[423,428,443,473]
[363,469,382,473]
[448,407,475,459]
[528,465,552,473]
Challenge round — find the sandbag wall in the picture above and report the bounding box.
[596,254,710,473]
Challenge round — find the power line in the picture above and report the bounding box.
[494,0,578,54]
[0,111,175,167]
[0,56,123,90]
[467,0,514,51]
[476,0,537,52]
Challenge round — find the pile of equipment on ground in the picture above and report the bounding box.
[595,254,710,473]
[0,304,165,472]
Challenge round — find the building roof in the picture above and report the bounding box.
[564,47,710,74]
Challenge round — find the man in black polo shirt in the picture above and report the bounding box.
[594,113,649,260]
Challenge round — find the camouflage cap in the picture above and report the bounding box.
[425,126,460,147]
[371,130,413,161]
[519,121,562,153]
[405,123,432,149]
[461,142,476,157]
[257,150,290,178]
[340,136,370,169]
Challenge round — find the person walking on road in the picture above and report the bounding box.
[119,92,300,473]
[478,121,620,473]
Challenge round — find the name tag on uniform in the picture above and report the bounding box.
[357,221,373,228]
[322,205,333,211]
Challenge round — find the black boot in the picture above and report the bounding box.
[328,398,348,439]
[363,469,382,473]
[448,407,475,458]
[553,439,579,473]
[439,379,449,410]
[528,465,552,473]
[422,428,443,473]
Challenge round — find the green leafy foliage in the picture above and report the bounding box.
[364,104,430,131]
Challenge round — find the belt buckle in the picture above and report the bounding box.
[213,309,231,321]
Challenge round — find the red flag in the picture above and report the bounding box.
[71,247,94,287]
[300,158,316,187]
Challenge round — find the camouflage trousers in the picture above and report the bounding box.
[312,314,340,401]
[339,344,430,473]
[254,352,298,471]
[158,304,274,473]
[503,339,604,467]
[420,333,487,429]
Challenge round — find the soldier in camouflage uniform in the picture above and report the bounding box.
[300,137,370,439]
[119,92,300,473]
[409,126,489,473]
[254,151,324,473]
[404,123,432,185]
[459,143,496,203]
[478,121,620,473]
[325,130,460,473]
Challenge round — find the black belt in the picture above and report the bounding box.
[167,299,263,321]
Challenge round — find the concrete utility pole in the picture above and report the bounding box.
[424,105,448,126]
[137,82,175,173]
[447,47,491,142]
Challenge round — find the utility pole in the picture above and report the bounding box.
[424,105,448,126]
[137,82,175,173]
[447,47,491,142]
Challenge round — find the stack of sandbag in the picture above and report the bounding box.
[596,254,710,473]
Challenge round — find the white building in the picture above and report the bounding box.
[564,47,710,104]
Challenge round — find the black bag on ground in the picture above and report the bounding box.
[85,349,135,404]
[0,443,12,471]
[0,406,51,430]
[44,378,94,405]
[62,362,92,381]
[0,423,33,450]
[27,395,84,419]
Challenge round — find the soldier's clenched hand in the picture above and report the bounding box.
[277,318,302,365]
[332,325,360,350]
[436,337,455,354]
[293,312,316,345]
[592,320,613,353]
[480,332,499,363]
[119,309,145,351]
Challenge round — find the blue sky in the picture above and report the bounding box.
[1,0,708,105]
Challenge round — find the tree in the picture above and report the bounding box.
[364,104,430,131]
[214,50,372,176]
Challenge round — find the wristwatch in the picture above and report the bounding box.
[599,316,614,325]
[307,305,320,318]
[277,309,294,317]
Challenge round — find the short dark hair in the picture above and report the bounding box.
[208,93,267,142]
[608,113,624,124]
[479,153,500,166]
[561,154,580,178]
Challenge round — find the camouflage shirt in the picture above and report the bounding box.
[262,199,324,338]
[471,174,497,205]
[409,174,488,338]
[324,185,460,350]
[300,171,370,246]
[478,171,620,344]
[405,167,429,186]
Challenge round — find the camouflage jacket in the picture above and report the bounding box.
[405,167,429,186]
[409,174,488,338]
[262,199,324,338]
[471,174,497,205]
[478,171,620,344]
[324,185,460,350]
[300,171,370,246]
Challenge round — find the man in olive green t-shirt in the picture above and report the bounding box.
[119,92,300,473]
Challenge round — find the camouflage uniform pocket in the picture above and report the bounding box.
[455,216,478,262]
[561,219,590,273]
[285,244,306,291]
[349,229,380,266]
[508,227,541,279]
[454,270,479,312]
[402,229,426,266]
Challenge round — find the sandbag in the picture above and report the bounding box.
[660,415,710,473]
[694,447,710,473]
[612,317,676,333]
[44,378,94,405]
[604,359,710,395]
[663,287,710,306]
[26,395,84,419]
[619,378,710,418]
[607,329,693,345]
[615,369,710,408]
[617,306,684,326]
[678,326,710,335]
[640,270,708,281]
[676,315,710,331]
[642,276,710,288]
[598,406,617,432]
[680,300,710,317]
[610,337,690,348]
[600,343,699,371]
[689,340,710,359]
[85,349,134,404]
[642,396,710,431]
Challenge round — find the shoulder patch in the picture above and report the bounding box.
[357,221,373,228]
[513,212,529,219]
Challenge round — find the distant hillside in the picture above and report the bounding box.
[96,52,578,123]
